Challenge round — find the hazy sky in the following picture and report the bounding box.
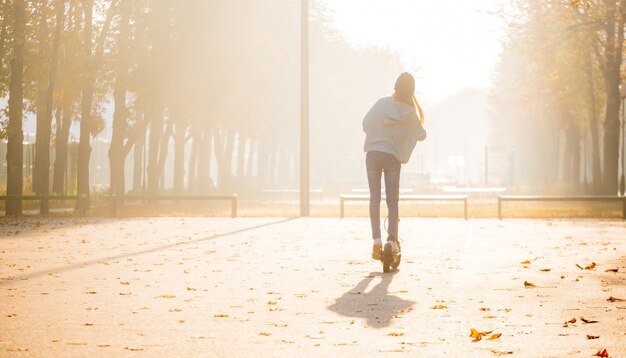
[322,0,507,105]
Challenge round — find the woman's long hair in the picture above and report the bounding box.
[393,72,425,126]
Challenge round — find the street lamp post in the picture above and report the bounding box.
[619,83,626,196]
[300,0,310,216]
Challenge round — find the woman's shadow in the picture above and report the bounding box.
[328,271,415,329]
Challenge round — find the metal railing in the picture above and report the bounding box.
[498,195,626,220]
[339,194,468,219]
[106,194,238,218]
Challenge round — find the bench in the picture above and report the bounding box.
[497,195,626,219]
[107,194,238,218]
[339,194,468,219]
[0,195,80,215]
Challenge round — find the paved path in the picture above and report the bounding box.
[1,218,625,357]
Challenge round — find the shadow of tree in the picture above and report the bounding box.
[328,271,415,329]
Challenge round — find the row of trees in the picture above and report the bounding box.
[491,0,626,193]
[1,1,404,215]
[0,0,309,216]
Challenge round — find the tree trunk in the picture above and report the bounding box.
[76,0,117,211]
[571,125,581,190]
[563,127,573,183]
[563,124,581,190]
[173,121,185,195]
[35,0,64,214]
[147,104,164,195]
[246,139,256,181]
[76,0,94,213]
[33,10,49,195]
[132,127,144,193]
[5,0,25,216]
[257,141,268,186]
[52,98,72,194]
[155,123,173,190]
[600,4,624,194]
[187,133,198,194]
[236,133,245,186]
[588,53,602,193]
[197,126,211,194]
[108,0,131,197]
[214,129,234,191]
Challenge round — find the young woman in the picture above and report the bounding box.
[362,72,426,269]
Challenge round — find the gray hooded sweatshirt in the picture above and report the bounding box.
[362,96,427,164]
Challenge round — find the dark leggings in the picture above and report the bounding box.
[366,151,400,241]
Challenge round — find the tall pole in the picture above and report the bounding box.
[621,96,625,196]
[300,0,310,216]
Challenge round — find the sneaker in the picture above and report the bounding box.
[387,239,401,255]
[372,238,382,260]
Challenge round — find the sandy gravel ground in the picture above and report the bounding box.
[1,217,625,357]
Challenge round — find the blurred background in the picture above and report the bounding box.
[1,0,625,216]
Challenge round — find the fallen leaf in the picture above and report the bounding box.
[520,260,531,265]
[577,262,597,270]
[594,349,609,357]
[567,317,576,324]
[586,334,600,339]
[580,317,598,324]
[491,350,514,356]
[213,314,229,318]
[431,305,447,309]
[487,333,502,340]
[540,268,551,272]
[124,347,144,351]
[607,296,625,302]
[605,268,619,273]
[120,282,129,285]
[259,332,271,336]
[81,323,94,326]
[187,287,196,291]
[387,332,404,337]
[524,281,536,288]
[469,328,492,340]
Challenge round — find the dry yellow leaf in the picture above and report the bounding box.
[469,328,492,340]
[524,281,536,288]
[487,333,502,340]
[432,305,448,309]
